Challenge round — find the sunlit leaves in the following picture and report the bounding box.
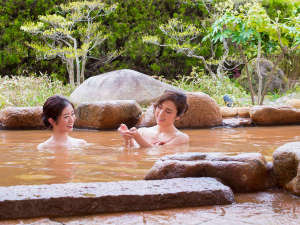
[159,18,201,43]
[20,22,44,34]
[142,35,161,45]
[209,0,299,54]
[143,18,203,58]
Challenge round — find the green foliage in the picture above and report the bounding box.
[97,0,207,79]
[20,0,118,86]
[1,0,209,79]
[170,67,249,106]
[262,0,299,22]
[1,0,298,85]
[0,74,74,110]
[207,0,299,104]
[0,0,66,76]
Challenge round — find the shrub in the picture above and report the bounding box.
[0,73,74,109]
[0,0,66,76]
[170,67,250,106]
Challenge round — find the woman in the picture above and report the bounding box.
[118,90,189,148]
[38,95,86,149]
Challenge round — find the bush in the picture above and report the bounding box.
[1,0,209,80]
[0,73,74,109]
[262,0,299,21]
[0,0,66,77]
[170,67,250,106]
[93,0,208,80]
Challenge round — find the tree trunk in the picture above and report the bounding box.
[256,40,263,105]
[74,40,81,86]
[80,55,87,83]
[66,59,75,87]
[260,54,284,104]
[216,38,229,79]
[238,45,255,105]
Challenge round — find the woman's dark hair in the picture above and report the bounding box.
[42,95,74,128]
[154,90,188,116]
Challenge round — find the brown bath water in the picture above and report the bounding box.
[1,126,300,224]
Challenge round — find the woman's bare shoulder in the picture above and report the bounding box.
[38,137,87,150]
[37,139,52,150]
[164,130,189,146]
[176,130,189,142]
[69,137,88,146]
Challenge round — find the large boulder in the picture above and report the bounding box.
[0,106,44,129]
[138,92,222,128]
[238,58,287,93]
[273,142,300,196]
[250,106,300,125]
[70,69,181,105]
[145,152,273,192]
[75,100,142,129]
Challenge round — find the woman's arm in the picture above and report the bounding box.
[129,127,153,148]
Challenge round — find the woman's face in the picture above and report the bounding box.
[52,104,76,132]
[155,100,179,126]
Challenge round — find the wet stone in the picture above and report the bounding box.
[0,178,234,220]
[273,142,300,196]
[222,117,253,127]
[250,106,300,125]
[74,100,142,129]
[0,106,44,129]
[145,153,272,193]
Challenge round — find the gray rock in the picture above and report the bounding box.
[145,152,273,192]
[70,69,181,105]
[239,58,287,93]
[0,178,234,220]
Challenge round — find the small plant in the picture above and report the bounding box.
[0,73,74,109]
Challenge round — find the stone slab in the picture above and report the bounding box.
[145,153,271,192]
[0,178,234,220]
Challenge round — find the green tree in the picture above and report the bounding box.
[0,0,66,76]
[21,0,118,86]
[208,0,299,105]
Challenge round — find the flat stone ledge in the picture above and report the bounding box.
[0,178,234,220]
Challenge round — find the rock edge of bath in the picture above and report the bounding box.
[0,177,234,220]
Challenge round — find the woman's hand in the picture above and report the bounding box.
[118,124,152,148]
[118,124,133,147]
[128,127,152,148]
[129,127,140,138]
